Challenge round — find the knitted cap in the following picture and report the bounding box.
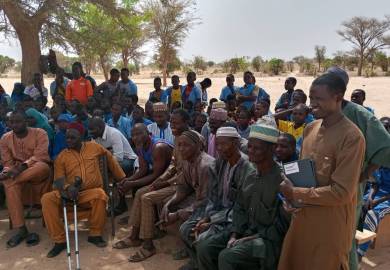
[212,101,226,109]
[210,108,228,121]
[153,102,168,112]
[216,127,240,138]
[249,115,279,143]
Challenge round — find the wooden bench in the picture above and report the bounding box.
[355,229,377,245]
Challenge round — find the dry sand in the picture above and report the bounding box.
[0,73,389,269]
[1,73,389,118]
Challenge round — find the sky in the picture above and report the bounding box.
[0,0,389,63]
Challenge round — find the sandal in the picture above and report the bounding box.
[112,238,142,249]
[26,233,40,247]
[128,247,156,262]
[6,231,28,248]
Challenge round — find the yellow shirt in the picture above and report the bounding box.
[170,87,182,106]
[278,120,305,139]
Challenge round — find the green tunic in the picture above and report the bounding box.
[197,163,289,270]
[343,101,390,270]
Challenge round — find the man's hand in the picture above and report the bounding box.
[280,173,295,200]
[227,236,237,248]
[117,178,136,195]
[282,200,300,216]
[194,218,211,234]
[177,209,191,221]
[6,163,28,178]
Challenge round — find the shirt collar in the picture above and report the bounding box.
[102,125,108,140]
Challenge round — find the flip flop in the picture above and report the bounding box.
[26,233,40,247]
[6,231,28,248]
[113,238,142,249]
[128,247,156,262]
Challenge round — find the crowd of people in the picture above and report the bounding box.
[0,62,389,270]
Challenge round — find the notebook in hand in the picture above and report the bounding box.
[283,159,317,188]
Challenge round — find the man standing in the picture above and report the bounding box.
[182,71,201,106]
[197,118,287,270]
[42,123,126,257]
[65,62,94,105]
[278,73,366,270]
[0,111,51,248]
[275,77,297,110]
[96,68,120,98]
[116,67,138,98]
[166,75,182,109]
[147,102,174,144]
[196,78,212,106]
[219,74,238,102]
[350,89,374,114]
[179,127,256,270]
[88,117,137,176]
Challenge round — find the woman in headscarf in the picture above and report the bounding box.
[25,108,55,142]
[10,82,26,109]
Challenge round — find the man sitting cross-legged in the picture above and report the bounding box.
[0,110,51,248]
[113,110,190,253]
[41,123,127,258]
[178,127,256,270]
[197,117,289,270]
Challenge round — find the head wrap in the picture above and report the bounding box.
[153,102,168,112]
[326,66,349,86]
[249,115,279,143]
[212,101,226,109]
[57,113,74,123]
[210,108,228,121]
[216,127,240,138]
[68,122,85,136]
[181,130,201,145]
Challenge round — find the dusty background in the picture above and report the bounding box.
[0,73,389,269]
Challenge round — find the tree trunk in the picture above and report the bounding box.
[357,52,364,76]
[122,49,129,67]
[99,55,109,80]
[162,60,168,87]
[19,26,41,85]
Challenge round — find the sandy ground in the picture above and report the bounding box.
[0,73,389,269]
[1,73,389,118]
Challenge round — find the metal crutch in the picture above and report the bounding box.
[63,199,72,270]
[73,200,81,270]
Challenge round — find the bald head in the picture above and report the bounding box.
[131,123,150,147]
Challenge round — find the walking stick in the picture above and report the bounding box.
[73,200,81,270]
[63,199,72,270]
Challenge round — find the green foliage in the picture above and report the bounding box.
[227,57,249,73]
[267,58,284,75]
[251,56,263,72]
[193,56,207,72]
[322,58,334,71]
[0,55,15,74]
[207,61,215,67]
[374,51,388,72]
[153,53,181,75]
[314,45,326,70]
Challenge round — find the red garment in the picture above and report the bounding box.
[65,77,93,105]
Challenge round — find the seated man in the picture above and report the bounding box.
[113,110,190,257]
[41,123,127,257]
[0,110,51,248]
[275,133,298,164]
[107,102,132,140]
[197,118,288,270]
[201,108,228,157]
[116,123,173,200]
[147,102,174,144]
[179,127,256,270]
[88,117,137,175]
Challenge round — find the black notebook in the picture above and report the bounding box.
[282,159,317,188]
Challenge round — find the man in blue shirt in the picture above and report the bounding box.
[117,67,138,97]
[107,103,132,140]
[351,89,375,114]
[237,71,269,111]
[220,74,238,102]
[182,71,201,106]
